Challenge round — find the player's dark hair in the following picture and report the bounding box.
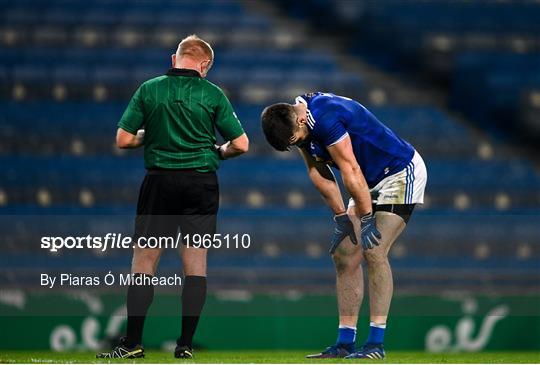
[260,103,296,151]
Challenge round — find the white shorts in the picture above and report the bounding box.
[348,151,427,208]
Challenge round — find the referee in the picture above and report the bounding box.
[97,35,249,359]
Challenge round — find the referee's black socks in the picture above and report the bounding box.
[125,273,155,348]
[177,275,207,348]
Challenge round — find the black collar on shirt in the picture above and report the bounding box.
[166,68,201,78]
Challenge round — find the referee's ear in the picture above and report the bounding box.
[171,54,176,68]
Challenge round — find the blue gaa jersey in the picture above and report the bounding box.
[296,92,415,188]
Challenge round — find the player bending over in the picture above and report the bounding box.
[261,92,427,359]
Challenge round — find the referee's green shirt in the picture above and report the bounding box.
[118,68,245,172]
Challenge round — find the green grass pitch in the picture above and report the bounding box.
[0,350,539,364]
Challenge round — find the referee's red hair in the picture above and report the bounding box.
[176,34,214,69]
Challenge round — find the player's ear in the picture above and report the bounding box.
[171,54,176,67]
[296,112,307,126]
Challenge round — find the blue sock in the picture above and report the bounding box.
[366,322,386,345]
[336,325,356,346]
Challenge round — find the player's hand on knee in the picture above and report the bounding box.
[329,213,358,254]
[360,213,382,250]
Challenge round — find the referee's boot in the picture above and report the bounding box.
[174,345,194,359]
[96,336,145,359]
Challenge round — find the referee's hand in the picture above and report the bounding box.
[214,142,229,160]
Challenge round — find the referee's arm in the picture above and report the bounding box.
[117,128,144,149]
[218,134,249,159]
[215,91,249,159]
[116,85,145,149]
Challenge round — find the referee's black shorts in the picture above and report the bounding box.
[134,169,219,243]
